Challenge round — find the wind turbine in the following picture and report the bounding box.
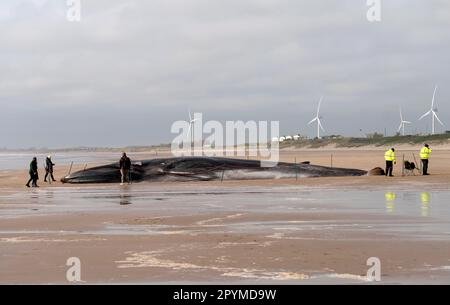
[308,96,325,139]
[397,108,411,136]
[187,109,198,148]
[419,85,444,135]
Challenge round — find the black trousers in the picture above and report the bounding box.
[421,159,429,175]
[27,173,38,187]
[45,171,55,181]
[385,161,393,176]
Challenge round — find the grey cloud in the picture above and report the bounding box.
[0,0,449,148]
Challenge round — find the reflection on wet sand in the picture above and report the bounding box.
[385,192,397,214]
[120,193,132,206]
[384,191,433,217]
[421,192,431,217]
[1,184,450,284]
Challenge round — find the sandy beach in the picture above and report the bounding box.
[1,147,450,284]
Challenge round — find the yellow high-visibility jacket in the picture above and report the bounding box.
[420,147,432,159]
[384,149,396,162]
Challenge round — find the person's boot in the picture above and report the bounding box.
[26,183,30,188]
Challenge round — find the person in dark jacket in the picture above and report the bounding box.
[119,152,132,185]
[44,155,56,182]
[26,157,39,188]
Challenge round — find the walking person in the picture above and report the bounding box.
[44,155,56,182]
[420,144,432,175]
[119,152,132,185]
[384,148,396,177]
[26,157,39,188]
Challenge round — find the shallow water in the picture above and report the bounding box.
[0,152,153,171]
[1,184,450,284]
[1,185,449,240]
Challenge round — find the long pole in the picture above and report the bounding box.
[295,157,298,181]
[67,162,73,176]
[402,154,405,176]
[412,153,420,172]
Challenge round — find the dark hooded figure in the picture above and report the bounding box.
[44,155,56,182]
[119,152,132,185]
[26,157,39,188]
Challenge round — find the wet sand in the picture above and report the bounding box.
[1,149,450,284]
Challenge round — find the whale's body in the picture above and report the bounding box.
[61,157,367,184]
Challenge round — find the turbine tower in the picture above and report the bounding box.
[419,85,444,135]
[187,109,198,148]
[308,96,325,139]
[397,108,411,136]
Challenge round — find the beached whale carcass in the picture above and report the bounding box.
[60,157,368,184]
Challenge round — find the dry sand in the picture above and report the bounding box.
[1,148,449,284]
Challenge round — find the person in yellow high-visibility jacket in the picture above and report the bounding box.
[384,148,396,177]
[420,144,432,175]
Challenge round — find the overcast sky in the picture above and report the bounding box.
[1,0,449,148]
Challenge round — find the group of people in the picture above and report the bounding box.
[384,143,433,177]
[25,153,133,187]
[26,156,56,188]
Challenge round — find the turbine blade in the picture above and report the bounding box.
[404,121,412,124]
[318,119,325,132]
[187,123,192,135]
[397,123,403,132]
[308,117,317,125]
[399,107,403,121]
[317,96,323,116]
[419,110,431,120]
[188,110,192,121]
[433,112,444,126]
[431,85,438,108]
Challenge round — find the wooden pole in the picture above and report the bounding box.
[412,153,420,173]
[402,154,405,176]
[221,170,225,182]
[295,157,298,181]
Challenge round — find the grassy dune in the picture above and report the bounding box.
[279,134,450,149]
